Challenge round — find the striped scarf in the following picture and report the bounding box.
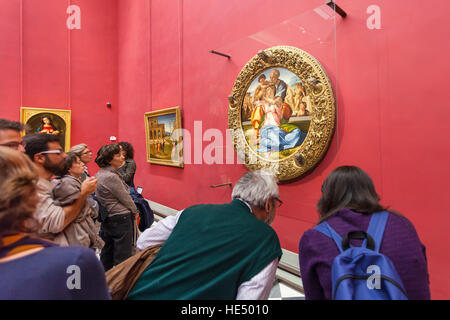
[0,234,56,259]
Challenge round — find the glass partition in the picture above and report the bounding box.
[207,3,340,226]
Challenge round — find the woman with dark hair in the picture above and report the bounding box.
[95,144,139,271]
[298,166,430,300]
[52,152,104,250]
[118,141,136,188]
[0,147,110,299]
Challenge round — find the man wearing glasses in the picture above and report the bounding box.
[23,133,98,246]
[128,170,282,300]
[0,119,26,152]
[69,143,93,182]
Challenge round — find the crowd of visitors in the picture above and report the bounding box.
[0,118,430,300]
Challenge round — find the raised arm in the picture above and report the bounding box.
[61,177,98,229]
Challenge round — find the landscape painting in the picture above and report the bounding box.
[144,107,183,167]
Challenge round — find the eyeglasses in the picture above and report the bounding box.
[0,141,25,150]
[81,150,92,155]
[274,198,283,208]
[39,149,65,155]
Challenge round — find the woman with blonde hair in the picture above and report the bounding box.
[69,143,93,182]
[0,147,110,299]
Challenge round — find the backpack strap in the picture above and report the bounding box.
[314,222,344,253]
[366,211,389,252]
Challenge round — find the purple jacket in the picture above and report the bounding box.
[298,209,430,300]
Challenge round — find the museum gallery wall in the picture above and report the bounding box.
[1,0,449,298]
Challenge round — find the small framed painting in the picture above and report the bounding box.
[144,106,184,168]
[20,107,71,151]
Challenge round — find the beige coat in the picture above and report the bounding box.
[52,175,104,249]
[35,178,69,245]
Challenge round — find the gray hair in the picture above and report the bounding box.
[69,143,88,156]
[232,170,279,209]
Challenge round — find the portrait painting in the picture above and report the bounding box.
[228,46,336,181]
[144,106,183,168]
[20,107,71,151]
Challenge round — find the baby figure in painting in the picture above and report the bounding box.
[252,74,271,104]
[250,74,271,139]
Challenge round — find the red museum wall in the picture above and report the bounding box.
[0,0,118,161]
[1,0,449,299]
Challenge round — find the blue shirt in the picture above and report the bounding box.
[275,79,287,101]
[0,246,111,299]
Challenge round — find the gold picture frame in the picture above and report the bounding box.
[228,46,336,181]
[20,107,72,152]
[144,106,184,168]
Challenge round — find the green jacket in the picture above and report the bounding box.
[128,199,282,300]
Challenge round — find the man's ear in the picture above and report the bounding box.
[265,197,273,212]
[33,153,45,165]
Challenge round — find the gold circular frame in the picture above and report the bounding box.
[228,46,336,181]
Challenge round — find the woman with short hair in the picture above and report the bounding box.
[69,143,93,182]
[0,147,110,299]
[52,152,104,249]
[95,144,138,271]
[298,166,430,300]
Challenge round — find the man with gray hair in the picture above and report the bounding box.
[128,170,283,300]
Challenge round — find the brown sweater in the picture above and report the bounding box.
[95,166,138,217]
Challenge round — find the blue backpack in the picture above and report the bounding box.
[314,211,408,300]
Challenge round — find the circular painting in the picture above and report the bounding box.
[228,46,336,181]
